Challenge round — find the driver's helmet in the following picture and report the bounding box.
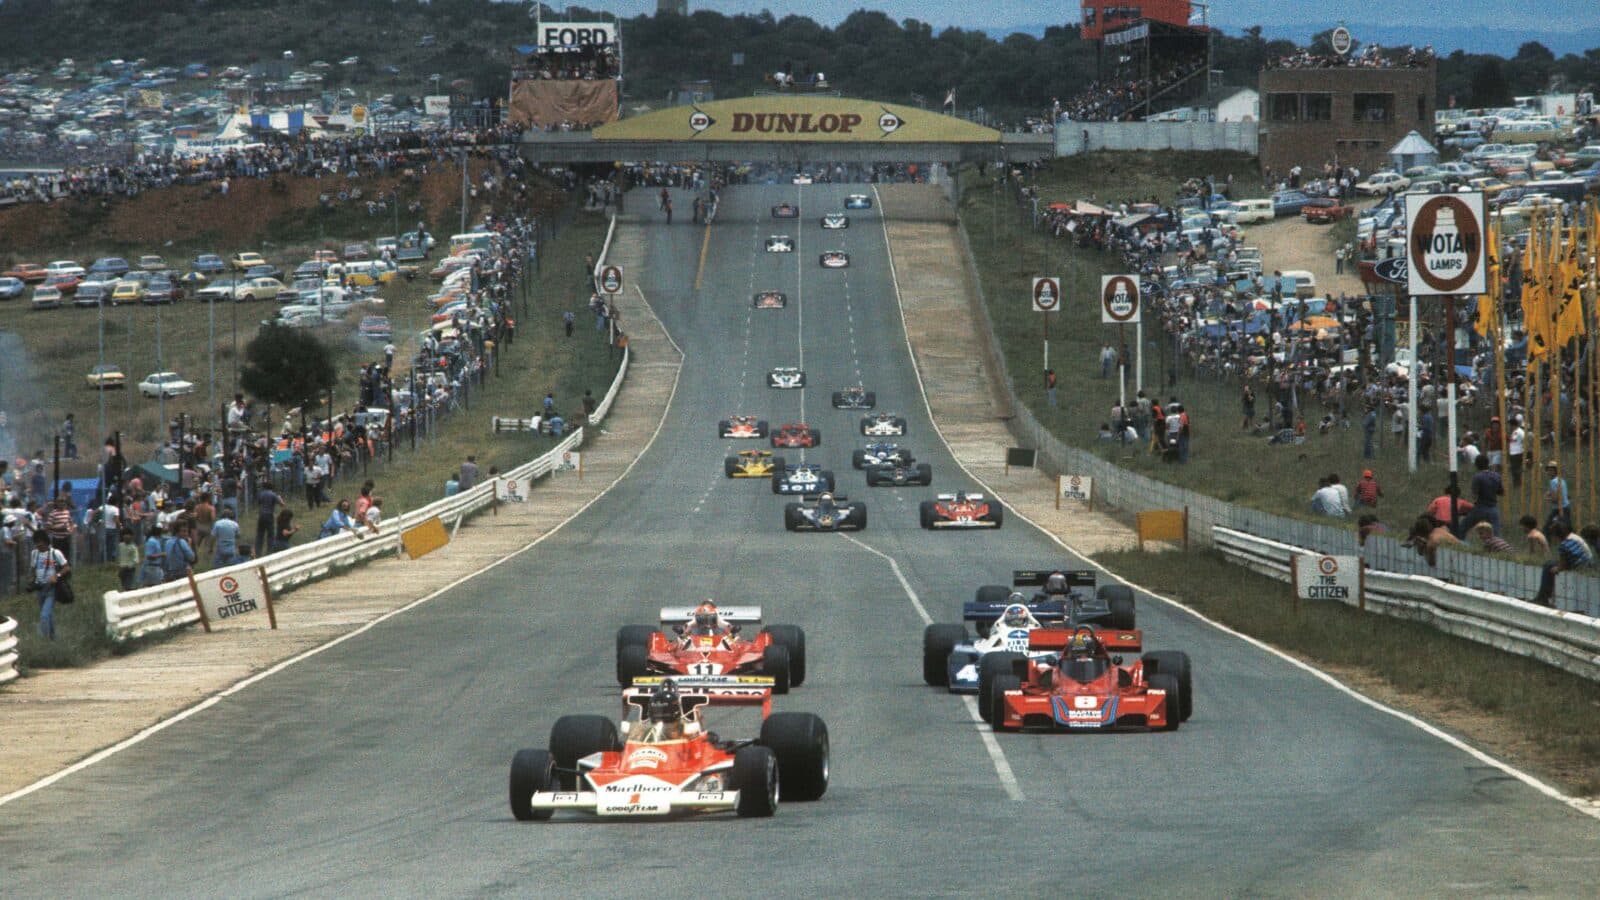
[1043,572,1069,595]
[647,680,682,724]
[691,602,720,635]
[818,492,834,505]
[1067,631,1096,658]
[955,491,968,503]
[1002,604,1030,628]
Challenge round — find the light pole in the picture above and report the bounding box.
[156,300,166,432]
[97,297,106,442]
[208,283,216,421]
[231,278,239,391]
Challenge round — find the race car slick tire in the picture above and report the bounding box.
[977,653,1024,723]
[809,429,821,447]
[1098,585,1137,630]
[550,715,620,789]
[922,623,968,685]
[914,463,933,485]
[724,457,739,478]
[1149,673,1183,731]
[762,625,807,686]
[783,503,803,531]
[833,392,845,408]
[761,712,829,801]
[849,503,867,530]
[989,674,1021,732]
[717,419,730,437]
[616,643,651,687]
[762,644,793,694]
[851,449,865,469]
[771,455,786,473]
[771,473,785,494]
[820,470,836,493]
[863,392,876,409]
[756,420,769,438]
[919,500,936,529]
[616,624,656,654]
[732,745,778,818]
[509,748,555,821]
[893,417,907,431]
[1143,651,1193,722]
[986,505,1004,528]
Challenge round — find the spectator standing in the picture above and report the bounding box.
[354,481,375,522]
[304,456,324,509]
[29,531,68,640]
[211,508,241,568]
[1362,406,1378,458]
[582,390,597,424]
[1241,385,1256,431]
[1460,455,1503,535]
[564,310,575,337]
[0,512,18,596]
[192,494,215,553]
[364,497,384,534]
[543,393,556,416]
[1334,244,1346,275]
[1100,345,1116,378]
[96,495,121,562]
[1483,416,1504,469]
[139,524,167,587]
[254,485,280,558]
[161,524,196,583]
[62,413,77,460]
[115,528,139,591]
[1417,410,1434,463]
[45,492,74,563]
[1045,369,1058,407]
[1507,417,1526,487]
[460,455,480,491]
[1544,462,1572,530]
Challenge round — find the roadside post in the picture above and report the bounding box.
[1031,276,1060,369]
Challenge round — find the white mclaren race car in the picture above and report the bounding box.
[845,194,872,210]
[821,213,849,230]
[766,236,795,253]
[860,413,908,436]
[819,251,849,268]
[767,367,806,389]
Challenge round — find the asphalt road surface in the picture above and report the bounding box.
[4,182,1597,898]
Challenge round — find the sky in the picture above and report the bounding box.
[545,1,1593,33]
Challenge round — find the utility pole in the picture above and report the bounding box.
[460,148,470,234]
[97,297,106,442]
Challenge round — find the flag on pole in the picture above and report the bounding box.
[943,88,955,113]
[1474,219,1500,338]
[1555,223,1587,346]
[1524,215,1553,359]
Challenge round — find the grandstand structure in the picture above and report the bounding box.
[1077,1,1213,122]
[508,18,623,131]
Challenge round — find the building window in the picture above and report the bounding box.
[1302,93,1332,121]
[1417,95,1427,121]
[1353,93,1394,123]
[1268,93,1300,122]
[1084,8,1096,28]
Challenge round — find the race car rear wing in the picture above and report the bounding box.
[963,598,1067,625]
[934,493,986,502]
[1027,628,1143,653]
[1011,569,1096,589]
[626,676,774,712]
[800,493,851,502]
[657,606,763,625]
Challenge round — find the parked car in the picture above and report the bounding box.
[31,285,62,309]
[294,260,330,279]
[358,315,393,340]
[0,276,25,299]
[1355,172,1410,195]
[45,260,85,278]
[73,279,112,307]
[143,275,176,304]
[1231,198,1274,224]
[1301,198,1355,223]
[1270,190,1314,216]
[88,256,130,277]
[245,262,283,280]
[43,271,81,294]
[1466,176,1509,197]
[111,280,144,304]
[137,254,167,271]
[234,277,286,302]
[138,372,196,398]
[229,251,267,271]
[3,263,47,282]
[192,253,226,274]
[342,243,370,261]
[85,364,126,389]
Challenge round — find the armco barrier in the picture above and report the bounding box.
[0,616,18,686]
[97,215,630,644]
[1215,526,1600,683]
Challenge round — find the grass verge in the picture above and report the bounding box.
[1096,547,1600,795]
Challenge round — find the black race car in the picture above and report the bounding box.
[831,386,876,409]
[783,494,867,532]
[772,203,800,218]
[864,459,933,487]
[819,251,849,268]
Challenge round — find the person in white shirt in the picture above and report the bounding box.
[363,497,383,534]
[1507,417,1526,488]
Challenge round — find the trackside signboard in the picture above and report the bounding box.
[1294,554,1360,601]
[1405,192,1486,297]
[538,22,616,47]
[1032,276,1061,312]
[1101,275,1140,324]
[188,568,277,632]
[594,97,1001,144]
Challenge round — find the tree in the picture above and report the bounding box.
[1467,57,1512,108]
[239,325,338,410]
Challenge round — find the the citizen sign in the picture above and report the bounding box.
[731,112,866,134]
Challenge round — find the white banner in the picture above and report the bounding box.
[539,22,617,47]
[495,475,529,502]
[424,95,450,118]
[1058,474,1093,502]
[558,451,582,474]
[190,567,276,630]
[1294,554,1361,601]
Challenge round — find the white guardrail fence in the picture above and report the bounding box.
[1215,526,1600,683]
[1,616,19,686]
[95,217,627,644]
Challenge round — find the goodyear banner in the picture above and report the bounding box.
[595,97,1000,144]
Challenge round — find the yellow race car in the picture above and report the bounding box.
[724,449,786,478]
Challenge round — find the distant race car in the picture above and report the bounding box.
[923,603,1058,694]
[832,385,876,409]
[967,570,1134,637]
[725,449,784,478]
[851,442,911,469]
[792,173,814,185]
[508,675,829,820]
[754,291,789,309]
[767,367,806,389]
[860,413,907,436]
[919,492,1003,529]
[821,214,849,229]
[984,625,1192,732]
[783,494,867,532]
[772,463,836,495]
[771,422,821,448]
[864,457,932,487]
[614,602,806,690]
[845,194,872,209]
[766,236,795,253]
[719,415,769,439]
[772,203,800,218]
[819,251,849,268]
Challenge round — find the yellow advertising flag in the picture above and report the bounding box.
[1555,224,1587,346]
[1523,218,1552,359]
[1474,220,1500,338]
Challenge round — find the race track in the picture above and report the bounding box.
[3,182,1597,898]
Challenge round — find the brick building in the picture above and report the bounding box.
[1258,63,1435,177]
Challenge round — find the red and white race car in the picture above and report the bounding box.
[771,422,821,448]
[983,625,1192,732]
[615,603,807,691]
[919,492,1003,529]
[509,676,829,820]
[719,415,769,439]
